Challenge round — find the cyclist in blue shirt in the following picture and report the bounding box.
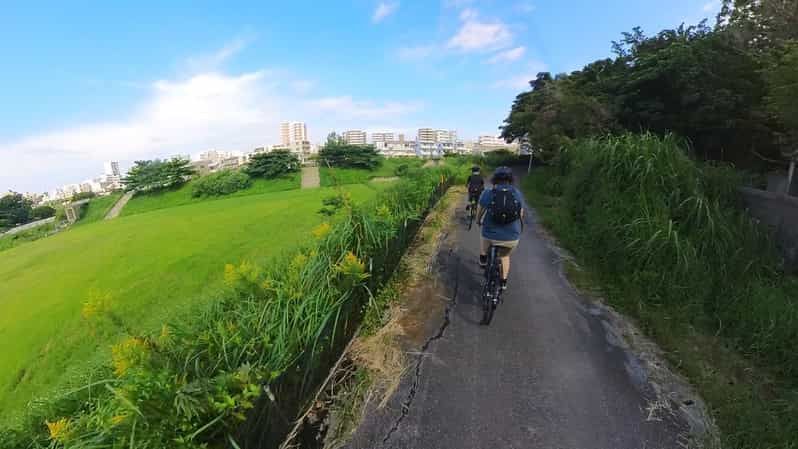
[476,166,524,290]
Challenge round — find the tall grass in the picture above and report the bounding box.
[525,133,798,448]
[0,166,455,449]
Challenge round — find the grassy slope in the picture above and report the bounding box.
[522,170,798,449]
[0,222,59,253]
[320,158,423,187]
[121,174,300,217]
[75,192,123,225]
[0,184,376,415]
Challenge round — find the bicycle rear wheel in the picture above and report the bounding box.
[480,248,499,325]
[467,204,475,230]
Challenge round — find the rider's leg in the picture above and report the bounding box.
[479,236,488,266]
[500,255,510,280]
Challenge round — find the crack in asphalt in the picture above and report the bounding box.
[382,247,460,445]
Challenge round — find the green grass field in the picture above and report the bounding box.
[320,158,423,187]
[0,184,376,417]
[121,174,300,217]
[75,192,124,225]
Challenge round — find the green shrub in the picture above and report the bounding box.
[191,170,252,197]
[0,167,454,448]
[30,205,55,220]
[245,150,300,179]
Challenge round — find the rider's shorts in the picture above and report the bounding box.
[481,237,519,257]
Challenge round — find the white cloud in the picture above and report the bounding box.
[492,60,548,89]
[486,46,525,63]
[397,44,436,61]
[372,1,399,23]
[447,11,512,52]
[1,69,422,192]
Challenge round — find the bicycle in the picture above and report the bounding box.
[466,195,478,230]
[480,244,504,325]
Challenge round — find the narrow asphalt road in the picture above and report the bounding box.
[345,172,696,449]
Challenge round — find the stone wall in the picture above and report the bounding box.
[739,187,798,272]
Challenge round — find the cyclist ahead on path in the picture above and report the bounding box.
[477,166,524,290]
[465,166,485,210]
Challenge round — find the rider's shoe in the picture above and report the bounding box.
[479,255,487,267]
[500,279,508,290]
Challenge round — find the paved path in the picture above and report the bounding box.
[301,166,320,189]
[346,172,700,449]
[104,191,134,220]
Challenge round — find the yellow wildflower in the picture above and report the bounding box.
[312,222,332,239]
[337,251,368,278]
[223,263,240,287]
[81,290,113,321]
[261,279,272,290]
[238,260,260,283]
[110,414,127,426]
[46,418,71,443]
[290,253,308,272]
[111,337,149,377]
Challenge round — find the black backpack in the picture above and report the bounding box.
[489,186,521,224]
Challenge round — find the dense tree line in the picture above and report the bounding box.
[319,133,383,169]
[0,194,55,231]
[501,0,798,170]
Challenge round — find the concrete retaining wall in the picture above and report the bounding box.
[739,187,798,272]
[1,216,56,237]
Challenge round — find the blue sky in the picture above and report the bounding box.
[1,0,721,193]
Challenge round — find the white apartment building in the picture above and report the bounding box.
[280,122,308,145]
[104,161,121,177]
[418,128,457,144]
[371,132,395,143]
[417,128,436,143]
[478,135,506,147]
[199,150,233,162]
[343,130,367,145]
[375,140,417,157]
[435,130,457,144]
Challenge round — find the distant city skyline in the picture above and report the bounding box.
[0,1,721,193]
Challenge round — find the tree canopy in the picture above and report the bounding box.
[245,150,300,179]
[122,157,195,192]
[501,0,797,169]
[0,193,33,230]
[318,141,382,169]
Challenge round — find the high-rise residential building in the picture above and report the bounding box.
[280,121,308,145]
[371,132,395,143]
[435,130,453,143]
[343,130,367,145]
[418,128,457,144]
[104,161,121,177]
[417,128,436,143]
[478,135,506,147]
